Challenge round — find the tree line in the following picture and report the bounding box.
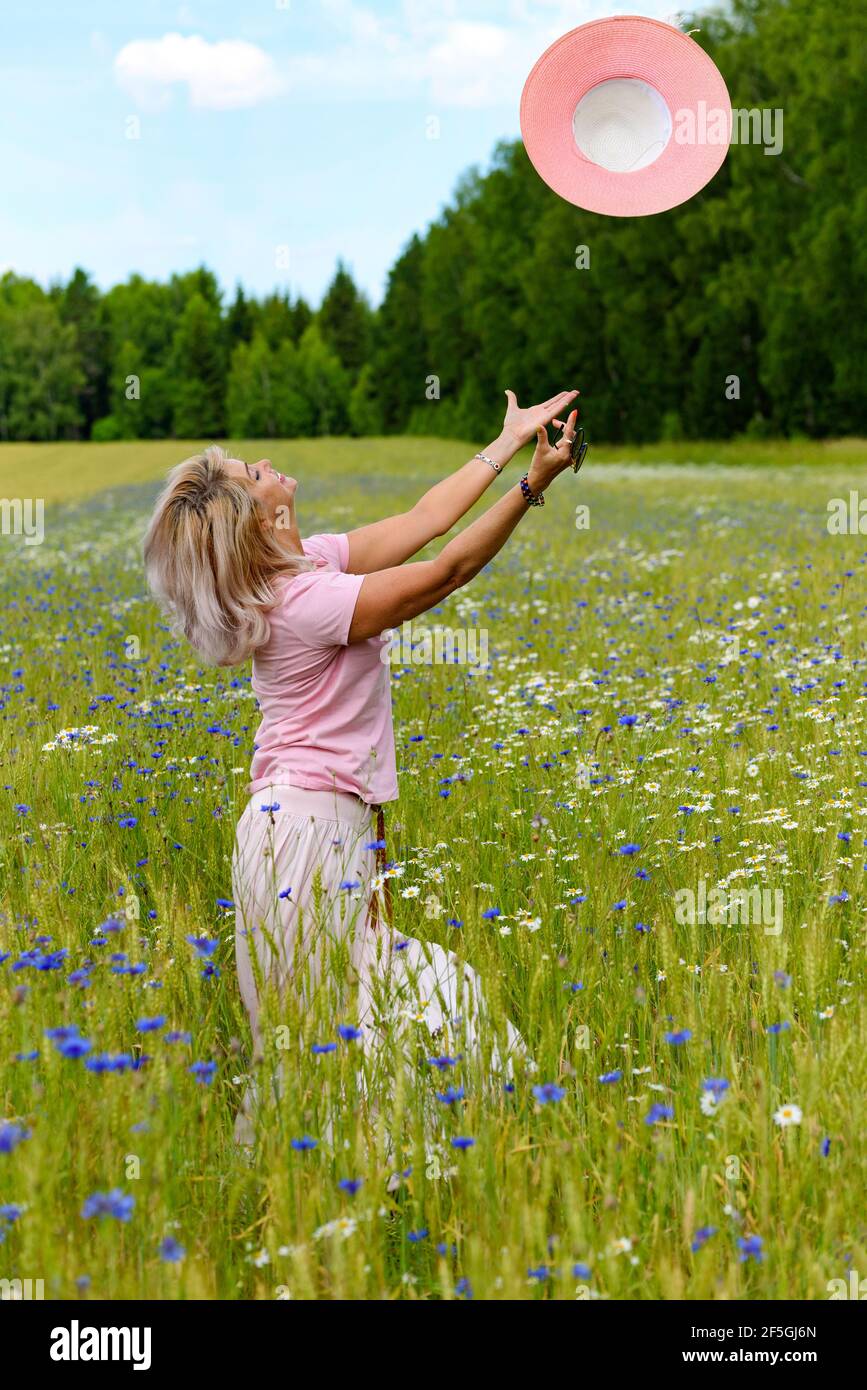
[0,0,863,446]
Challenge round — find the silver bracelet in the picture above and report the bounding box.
[475,451,502,474]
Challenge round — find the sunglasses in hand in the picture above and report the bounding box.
[553,421,589,473]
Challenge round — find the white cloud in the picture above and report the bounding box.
[114,33,284,112]
[278,0,678,108]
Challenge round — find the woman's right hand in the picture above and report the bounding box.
[526,409,580,496]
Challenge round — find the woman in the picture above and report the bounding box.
[143,388,581,1139]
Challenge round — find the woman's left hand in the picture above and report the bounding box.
[502,388,579,449]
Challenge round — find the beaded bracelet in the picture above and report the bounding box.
[519,473,545,507]
[475,451,502,474]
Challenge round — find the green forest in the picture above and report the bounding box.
[1,0,863,446]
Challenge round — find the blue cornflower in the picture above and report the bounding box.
[665,1029,692,1045]
[451,1137,475,1150]
[311,1042,337,1055]
[159,1236,186,1263]
[364,839,386,851]
[437,1086,465,1105]
[635,867,650,880]
[618,715,638,727]
[691,1226,717,1252]
[527,1265,550,1281]
[820,1137,831,1157]
[533,1082,566,1104]
[599,1070,622,1084]
[828,891,849,905]
[407,1229,428,1243]
[339,879,361,891]
[291,1135,317,1151]
[164,1031,192,1045]
[0,1123,30,1153]
[703,1077,729,1097]
[737,1235,763,1264]
[135,1016,166,1033]
[186,936,219,958]
[481,907,501,919]
[338,1178,362,1196]
[187,1060,217,1085]
[573,1262,592,1279]
[337,1025,362,1042]
[766,1021,791,1034]
[618,843,641,856]
[645,1103,674,1125]
[82,1189,135,1222]
[634,921,651,933]
[216,897,235,910]
[455,1277,473,1298]
[611,899,627,911]
[57,1036,92,1060]
[428,1055,460,1070]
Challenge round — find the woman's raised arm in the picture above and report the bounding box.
[344,388,578,575]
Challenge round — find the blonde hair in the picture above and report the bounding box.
[143,446,313,666]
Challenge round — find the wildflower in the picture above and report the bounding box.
[664,1029,692,1045]
[187,1060,217,1085]
[81,1189,135,1222]
[618,843,641,856]
[291,1136,318,1151]
[437,1086,465,1105]
[338,1179,362,1196]
[773,1103,802,1128]
[481,907,501,919]
[737,1235,763,1263]
[135,1016,166,1033]
[451,1137,475,1150]
[691,1226,717,1252]
[407,1229,428,1243]
[0,1123,30,1154]
[311,1042,337,1055]
[599,1070,623,1084]
[186,936,219,958]
[533,1082,566,1104]
[159,1236,186,1263]
[820,1137,831,1157]
[645,1103,674,1125]
[337,1025,362,1042]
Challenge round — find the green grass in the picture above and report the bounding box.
[1,434,865,506]
[0,440,864,1300]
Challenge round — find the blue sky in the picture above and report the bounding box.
[1,0,673,307]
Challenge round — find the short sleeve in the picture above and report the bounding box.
[285,570,364,647]
[302,533,349,572]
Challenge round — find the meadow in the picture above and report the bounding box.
[0,438,864,1301]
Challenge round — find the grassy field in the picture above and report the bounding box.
[0,439,865,1301]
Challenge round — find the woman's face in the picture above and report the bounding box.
[223,457,298,531]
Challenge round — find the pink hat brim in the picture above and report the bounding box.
[520,15,731,217]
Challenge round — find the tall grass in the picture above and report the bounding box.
[0,443,864,1299]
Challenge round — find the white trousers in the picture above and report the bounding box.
[231,784,523,1141]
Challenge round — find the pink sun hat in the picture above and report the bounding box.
[520,15,732,217]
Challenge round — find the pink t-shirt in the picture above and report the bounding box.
[248,533,397,804]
